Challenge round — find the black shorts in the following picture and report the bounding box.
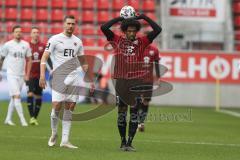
[27,78,43,96]
[115,79,153,106]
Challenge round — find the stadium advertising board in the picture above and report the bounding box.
[167,0,226,22]
[86,50,240,84]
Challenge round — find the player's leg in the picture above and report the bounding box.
[4,97,15,125]
[11,76,28,126]
[138,84,153,132]
[27,78,35,124]
[48,100,62,147]
[60,101,78,149]
[32,79,43,125]
[117,97,128,150]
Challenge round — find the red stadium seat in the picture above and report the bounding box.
[233,2,240,14]
[82,10,95,23]
[66,0,79,9]
[6,21,17,33]
[97,28,104,36]
[142,0,155,11]
[5,8,18,20]
[234,16,240,27]
[97,37,107,46]
[36,0,48,8]
[82,0,95,9]
[98,0,109,10]
[52,0,64,8]
[40,35,48,43]
[128,0,141,11]
[67,9,80,22]
[36,9,48,21]
[235,31,240,40]
[51,23,63,34]
[21,0,33,7]
[23,35,31,41]
[21,22,32,33]
[5,0,18,7]
[98,11,110,23]
[236,44,240,51]
[21,9,33,21]
[36,22,49,34]
[51,9,64,21]
[112,11,120,18]
[82,24,96,35]
[82,38,96,46]
[7,34,13,41]
[113,0,125,10]
[141,12,157,25]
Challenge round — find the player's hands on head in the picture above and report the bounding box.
[39,76,47,89]
[135,13,145,20]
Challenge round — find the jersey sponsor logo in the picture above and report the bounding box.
[149,50,155,56]
[63,49,75,57]
[33,52,39,60]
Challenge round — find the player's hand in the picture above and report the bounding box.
[39,76,47,89]
[89,83,95,94]
[82,64,88,72]
[24,75,29,82]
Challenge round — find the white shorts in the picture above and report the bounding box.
[7,75,24,96]
[52,69,86,102]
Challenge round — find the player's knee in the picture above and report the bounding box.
[13,95,21,99]
[50,109,60,119]
[118,105,128,112]
[28,92,34,97]
[143,100,149,106]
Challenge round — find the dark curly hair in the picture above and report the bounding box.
[120,18,141,32]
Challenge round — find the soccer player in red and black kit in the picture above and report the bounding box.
[26,27,46,125]
[137,44,160,132]
[101,14,161,151]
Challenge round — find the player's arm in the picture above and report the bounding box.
[0,55,5,71]
[137,14,162,42]
[39,52,50,89]
[25,56,32,81]
[100,17,124,41]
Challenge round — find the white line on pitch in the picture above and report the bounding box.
[1,135,240,148]
[218,109,240,118]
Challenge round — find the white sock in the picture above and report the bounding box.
[14,98,27,124]
[5,98,15,122]
[50,109,60,136]
[61,109,72,143]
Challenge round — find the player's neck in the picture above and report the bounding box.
[31,39,38,44]
[14,38,21,43]
[63,32,72,38]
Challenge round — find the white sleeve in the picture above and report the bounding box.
[26,43,32,57]
[1,43,8,58]
[45,37,56,54]
[77,40,84,56]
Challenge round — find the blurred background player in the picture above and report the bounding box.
[39,15,88,149]
[101,14,161,151]
[26,27,48,125]
[137,44,161,132]
[0,25,32,126]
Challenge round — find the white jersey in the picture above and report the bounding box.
[1,39,32,76]
[45,33,84,72]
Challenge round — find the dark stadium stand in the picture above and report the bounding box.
[0,0,158,46]
[233,0,240,51]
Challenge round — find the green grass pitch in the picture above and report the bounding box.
[0,101,240,160]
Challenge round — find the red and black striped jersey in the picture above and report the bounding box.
[111,33,151,79]
[29,41,45,78]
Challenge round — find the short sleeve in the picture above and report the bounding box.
[44,37,55,54]
[112,33,120,43]
[1,44,8,57]
[141,36,151,49]
[25,43,32,57]
[77,40,84,56]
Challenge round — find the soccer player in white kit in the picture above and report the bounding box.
[39,15,89,149]
[0,25,32,126]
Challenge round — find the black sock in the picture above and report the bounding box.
[27,96,34,117]
[139,104,149,124]
[128,107,139,146]
[117,111,127,144]
[34,98,42,118]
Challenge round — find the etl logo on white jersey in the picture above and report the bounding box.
[45,33,84,71]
